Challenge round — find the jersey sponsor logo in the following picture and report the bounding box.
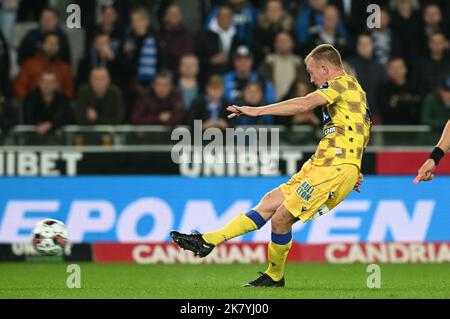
[323,126,336,136]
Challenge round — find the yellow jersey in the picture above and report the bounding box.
[311,74,372,170]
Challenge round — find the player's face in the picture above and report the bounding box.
[306,58,327,87]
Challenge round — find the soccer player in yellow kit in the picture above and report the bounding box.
[171,44,371,287]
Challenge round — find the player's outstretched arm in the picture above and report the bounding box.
[415,119,450,183]
[227,93,327,118]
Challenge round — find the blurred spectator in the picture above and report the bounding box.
[421,75,450,130]
[413,32,450,96]
[369,8,402,65]
[235,81,273,125]
[157,4,194,76]
[378,57,421,124]
[76,33,122,90]
[0,93,17,139]
[330,0,369,35]
[130,71,184,126]
[258,31,308,101]
[87,5,123,55]
[178,54,200,113]
[417,3,449,56]
[196,6,239,84]
[253,0,294,65]
[206,0,257,47]
[291,81,320,125]
[23,70,73,135]
[389,0,422,64]
[188,74,230,129]
[279,80,320,126]
[347,34,386,122]
[14,32,73,101]
[0,0,19,45]
[303,5,351,58]
[294,0,347,48]
[223,45,276,105]
[18,7,71,65]
[121,7,159,90]
[74,67,125,125]
[171,0,214,34]
[0,30,11,98]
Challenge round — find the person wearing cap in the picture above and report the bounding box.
[223,45,276,106]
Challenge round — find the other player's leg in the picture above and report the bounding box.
[170,188,285,257]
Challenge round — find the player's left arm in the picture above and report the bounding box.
[227,93,327,118]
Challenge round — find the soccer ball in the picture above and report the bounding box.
[32,219,69,256]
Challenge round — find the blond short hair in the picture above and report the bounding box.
[305,44,344,68]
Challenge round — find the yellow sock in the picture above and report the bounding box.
[265,240,293,281]
[202,213,261,245]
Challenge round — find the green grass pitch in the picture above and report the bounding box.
[0,262,449,299]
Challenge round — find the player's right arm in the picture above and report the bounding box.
[415,119,450,183]
[227,93,327,118]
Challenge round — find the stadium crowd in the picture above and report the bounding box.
[0,0,450,138]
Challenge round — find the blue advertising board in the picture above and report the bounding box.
[0,176,448,243]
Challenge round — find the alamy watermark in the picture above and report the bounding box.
[367,4,381,29]
[171,120,280,174]
[66,4,81,29]
[66,264,81,288]
[366,264,381,289]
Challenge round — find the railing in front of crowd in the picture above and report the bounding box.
[0,124,439,148]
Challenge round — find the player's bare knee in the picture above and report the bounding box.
[254,190,281,219]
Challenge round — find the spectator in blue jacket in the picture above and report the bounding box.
[206,0,258,47]
[294,0,347,49]
[223,45,276,106]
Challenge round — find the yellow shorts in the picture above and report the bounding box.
[279,160,359,223]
